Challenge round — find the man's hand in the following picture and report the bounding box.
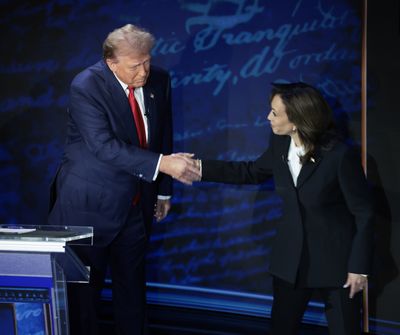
[343,272,368,298]
[159,153,201,185]
[154,199,171,222]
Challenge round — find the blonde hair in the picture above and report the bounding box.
[103,24,155,60]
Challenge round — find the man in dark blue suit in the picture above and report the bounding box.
[48,24,200,335]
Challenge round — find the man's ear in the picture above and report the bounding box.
[106,58,117,72]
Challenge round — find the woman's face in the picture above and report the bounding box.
[267,94,296,136]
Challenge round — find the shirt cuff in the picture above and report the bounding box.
[157,195,171,200]
[152,154,163,181]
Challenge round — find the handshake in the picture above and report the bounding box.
[159,153,202,185]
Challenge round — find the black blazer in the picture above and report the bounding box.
[48,61,173,245]
[202,134,374,287]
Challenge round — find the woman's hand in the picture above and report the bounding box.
[343,272,368,298]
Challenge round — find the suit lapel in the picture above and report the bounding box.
[143,85,156,147]
[102,61,138,144]
[277,135,324,189]
[278,136,295,187]
[296,148,322,188]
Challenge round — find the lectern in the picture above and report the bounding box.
[0,225,93,335]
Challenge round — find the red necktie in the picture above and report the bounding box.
[128,86,147,148]
[127,87,147,205]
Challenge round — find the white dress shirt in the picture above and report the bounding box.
[287,137,304,186]
[115,76,149,141]
[114,75,170,199]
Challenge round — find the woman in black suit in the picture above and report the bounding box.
[197,82,374,335]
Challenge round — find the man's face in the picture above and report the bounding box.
[107,52,151,87]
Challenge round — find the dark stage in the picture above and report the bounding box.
[99,303,332,335]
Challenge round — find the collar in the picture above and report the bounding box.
[113,73,143,96]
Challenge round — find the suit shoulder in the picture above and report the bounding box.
[71,61,107,88]
[145,66,171,93]
[326,141,362,164]
[148,65,171,84]
[150,65,170,77]
[331,141,360,153]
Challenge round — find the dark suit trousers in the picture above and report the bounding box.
[67,205,148,335]
[271,276,362,335]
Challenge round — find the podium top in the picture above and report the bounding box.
[0,225,93,243]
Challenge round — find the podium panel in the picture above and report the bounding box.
[0,225,93,335]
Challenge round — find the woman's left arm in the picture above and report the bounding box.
[338,148,375,296]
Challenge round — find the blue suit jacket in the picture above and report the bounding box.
[202,134,374,287]
[49,60,173,245]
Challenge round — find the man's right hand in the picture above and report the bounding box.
[159,153,201,185]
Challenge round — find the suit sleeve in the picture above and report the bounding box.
[338,148,374,274]
[202,139,274,184]
[69,81,159,182]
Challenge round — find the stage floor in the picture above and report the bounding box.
[99,303,331,335]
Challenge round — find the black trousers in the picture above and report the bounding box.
[67,206,148,335]
[271,276,363,335]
